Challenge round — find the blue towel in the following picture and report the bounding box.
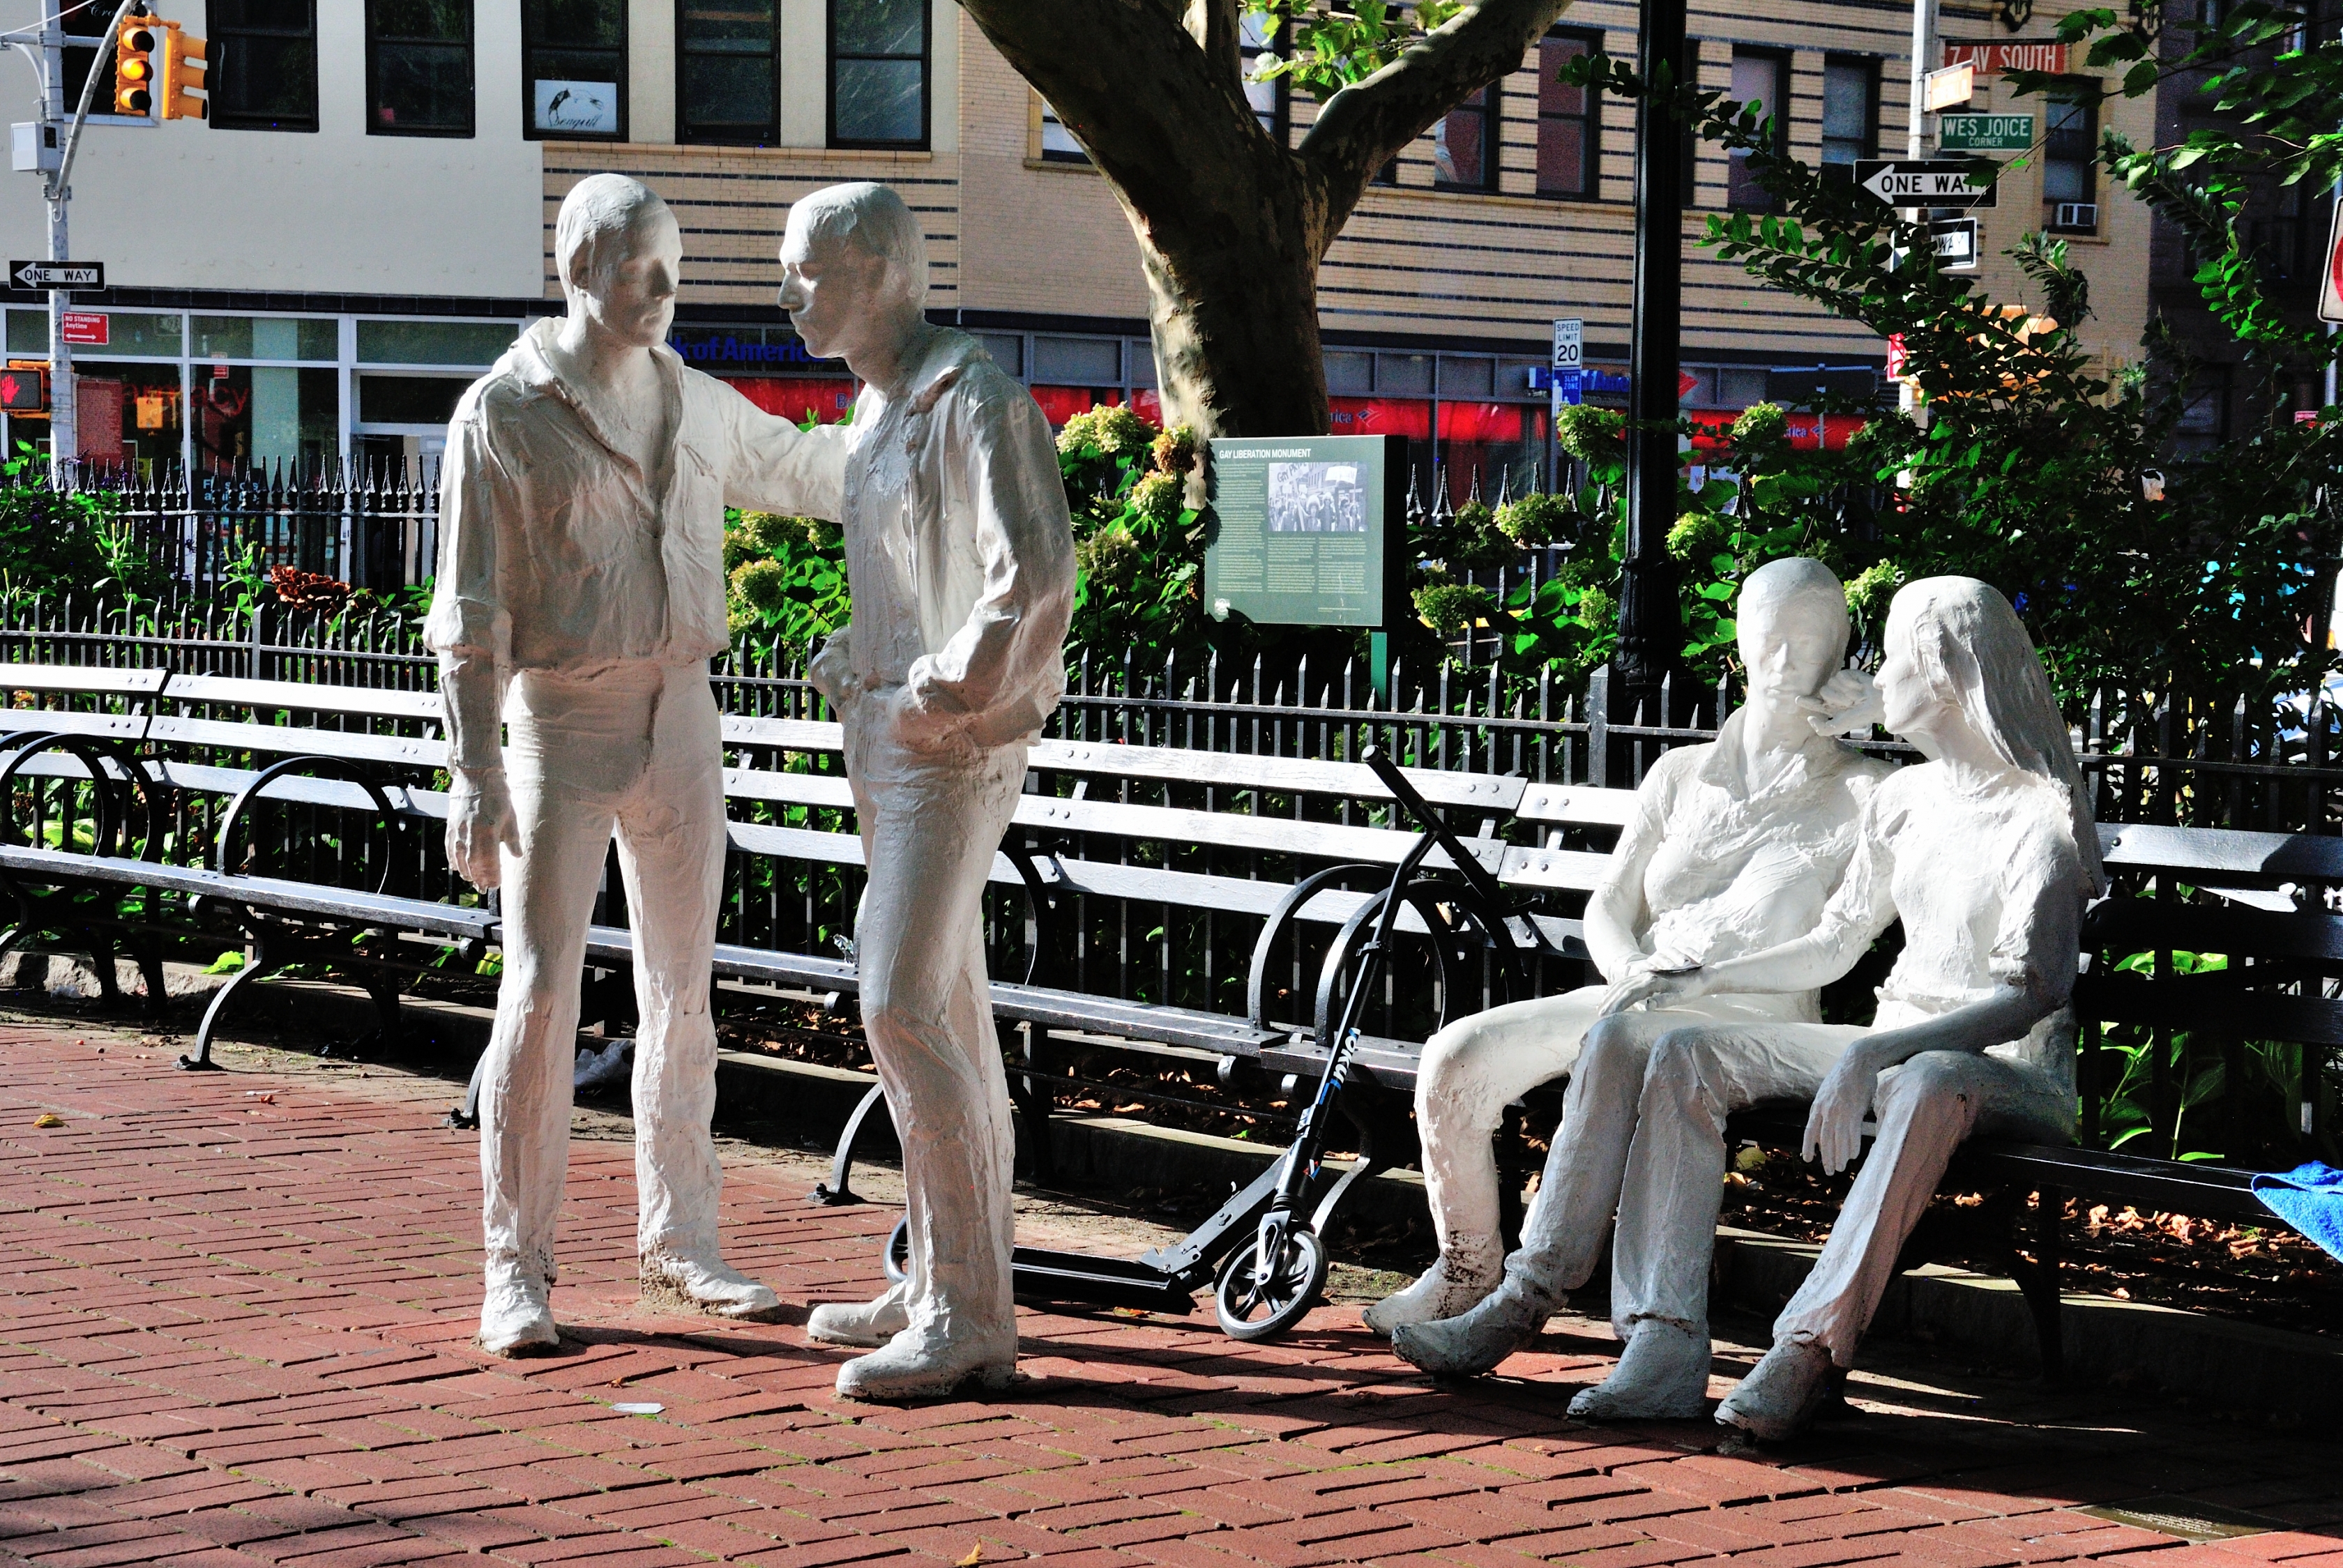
[2251,1162,2343,1262]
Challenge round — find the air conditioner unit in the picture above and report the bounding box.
[2054,202,2099,230]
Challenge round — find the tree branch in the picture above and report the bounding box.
[1185,0,1244,89]
[1298,0,1572,242]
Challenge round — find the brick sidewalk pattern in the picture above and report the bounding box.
[1,1023,2338,1567]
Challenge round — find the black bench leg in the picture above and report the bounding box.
[135,941,169,1017]
[2004,1185,2065,1383]
[1007,1021,1056,1186]
[812,1081,892,1206]
[181,927,269,1072]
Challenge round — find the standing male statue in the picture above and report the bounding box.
[781,182,1077,1400]
[427,174,849,1356]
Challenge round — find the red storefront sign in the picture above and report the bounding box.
[1686,410,1865,452]
[1940,41,2068,75]
[1328,395,1432,439]
[727,377,859,425]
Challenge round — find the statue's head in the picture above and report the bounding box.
[777,181,927,365]
[554,174,681,349]
[1736,557,1850,706]
[1881,575,2103,891]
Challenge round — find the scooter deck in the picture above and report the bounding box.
[1010,1244,1197,1315]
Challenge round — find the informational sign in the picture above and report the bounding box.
[1550,318,1583,370]
[1931,218,1981,272]
[59,312,107,346]
[1885,333,1908,382]
[1203,434,1404,629]
[1941,41,2068,76]
[533,79,619,135]
[1939,113,2034,151]
[2321,199,2343,326]
[10,259,102,290]
[1923,63,1975,111]
[1856,159,1998,208]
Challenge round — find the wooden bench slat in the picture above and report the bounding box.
[1516,783,1639,828]
[162,675,445,724]
[2098,822,2343,884]
[0,711,151,741]
[0,846,493,938]
[149,715,450,768]
[0,664,169,697]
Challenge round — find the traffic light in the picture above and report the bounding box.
[0,368,49,415]
[113,15,157,117]
[157,22,208,121]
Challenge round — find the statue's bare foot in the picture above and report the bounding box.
[1566,1320,1711,1420]
[1390,1277,1552,1376]
[478,1274,559,1357]
[1363,1258,1499,1338]
[1714,1339,1834,1442]
[639,1252,785,1322]
[807,1282,911,1348]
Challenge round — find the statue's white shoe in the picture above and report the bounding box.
[1567,1319,1712,1421]
[835,1327,1019,1402]
[806,1282,911,1348]
[1714,1339,1835,1443]
[640,1252,784,1322]
[478,1274,559,1357]
[1389,1277,1553,1376]
[1362,1259,1499,1338]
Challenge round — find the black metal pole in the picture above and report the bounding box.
[1617,0,1688,710]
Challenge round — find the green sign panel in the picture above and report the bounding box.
[1939,113,2034,151]
[1203,434,1405,628]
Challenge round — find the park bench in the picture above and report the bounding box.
[6,659,2329,1376]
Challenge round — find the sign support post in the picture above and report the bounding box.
[1620,0,1686,710]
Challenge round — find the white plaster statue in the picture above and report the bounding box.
[426,174,849,1357]
[1367,558,1893,1338]
[1400,577,2100,1445]
[782,183,1077,1401]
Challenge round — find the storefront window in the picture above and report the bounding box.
[71,367,182,469]
[73,312,184,358]
[727,379,861,425]
[190,316,339,361]
[1436,402,1549,507]
[193,365,340,473]
[355,319,521,366]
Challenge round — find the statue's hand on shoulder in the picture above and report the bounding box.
[1800,667,1885,737]
[448,768,522,892]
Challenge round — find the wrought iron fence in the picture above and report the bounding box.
[75,461,440,592]
[3,592,2339,1166]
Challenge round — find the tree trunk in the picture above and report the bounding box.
[960,0,1571,440]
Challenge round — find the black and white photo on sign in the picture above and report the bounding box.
[535,80,620,135]
[1266,462,1368,533]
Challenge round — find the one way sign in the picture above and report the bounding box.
[9,259,104,290]
[1853,160,1997,209]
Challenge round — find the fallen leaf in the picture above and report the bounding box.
[33,1112,62,1128]
[957,1547,984,1567]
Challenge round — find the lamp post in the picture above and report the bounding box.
[1616,0,1689,712]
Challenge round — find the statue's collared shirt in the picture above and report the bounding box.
[1610,708,1896,988]
[817,327,1075,754]
[424,317,849,770]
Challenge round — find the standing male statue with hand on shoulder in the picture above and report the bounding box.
[780,182,1077,1401]
[427,174,850,1356]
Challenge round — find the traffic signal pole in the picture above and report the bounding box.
[1617,0,1688,708]
[36,0,142,481]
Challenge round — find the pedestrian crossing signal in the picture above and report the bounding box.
[0,369,50,414]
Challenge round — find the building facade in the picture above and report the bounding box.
[0,0,2153,493]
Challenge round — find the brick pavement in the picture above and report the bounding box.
[1,1020,2337,1568]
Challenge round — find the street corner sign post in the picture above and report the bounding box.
[1856,159,1999,208]
[9,259,102,290]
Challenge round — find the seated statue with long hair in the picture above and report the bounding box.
[1397,577,2101,1444]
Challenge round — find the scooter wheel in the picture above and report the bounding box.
[881,1215,909,1285]
[1213,1226,1328,1342]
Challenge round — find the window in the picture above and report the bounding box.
[831,0,928,148]
[523,1,626,141]
[680,1,779,144]
[1241,15,1287,145]
[1038,99,1086,161]
[2043,84,2098,232]
[367,1,474,137]
[1435,84,1496,190]
[209,2,319,131]
[1821,55,1876,167]
[1537,27,1600,198]
[1727,49,1788,210]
